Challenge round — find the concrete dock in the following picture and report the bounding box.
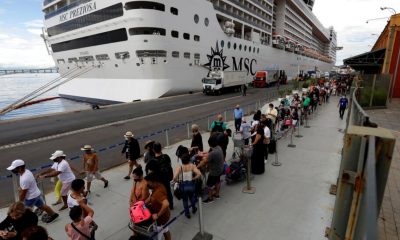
[0,96,345,240]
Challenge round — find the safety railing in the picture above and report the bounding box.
[326,81,396,239]
[0,86,295,207]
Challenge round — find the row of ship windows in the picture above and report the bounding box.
[57,51,202,64]
[130,28,200,41]
[219,40,260,54]
[47,2,209,37]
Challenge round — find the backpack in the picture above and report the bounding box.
[130,201,152,224]
[159,155,173,181]
[212,121,224,133]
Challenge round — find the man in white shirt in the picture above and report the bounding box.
[38,150,76,211]
[266,103,278,130]
[7,159,59,223]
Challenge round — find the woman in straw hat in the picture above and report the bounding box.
[121,131,141,180]
[81,145,109,195]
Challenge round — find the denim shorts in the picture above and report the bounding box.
[24,195,45,208]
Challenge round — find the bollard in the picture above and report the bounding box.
[187,123,191,139]
[271,138,281,166]
[304,113,311,128]
[295,120,303,138]
[207,117,210,131]
[12,174,19,202]
[224,111,227,122]
[242,148,256,194]
[192,197,213,240]
[287,126,296,148]
[165,129,171,148]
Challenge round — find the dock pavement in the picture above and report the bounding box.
[0,96,346,240]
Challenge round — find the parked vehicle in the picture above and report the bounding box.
[202,70,246,95]
[252,70,285,87]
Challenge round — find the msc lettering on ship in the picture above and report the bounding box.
[59,2,97,22]
[232,57,257,76]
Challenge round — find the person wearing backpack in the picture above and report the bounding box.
[210,115,226,133]
[153,142,174,210]
[65,205,96,240]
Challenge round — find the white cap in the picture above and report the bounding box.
[7,159,25,171]
[49,150,66,160]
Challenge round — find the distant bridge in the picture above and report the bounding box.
[0,68,59,76]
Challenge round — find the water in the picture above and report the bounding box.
[0,73,91,120]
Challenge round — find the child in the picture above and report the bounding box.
[65,205,95,240]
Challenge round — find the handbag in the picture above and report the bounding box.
[285,119,292,126]
[173,167,184,200]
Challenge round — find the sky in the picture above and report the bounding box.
[0,0,398,68]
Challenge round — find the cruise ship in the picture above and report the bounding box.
[42,0,337,103]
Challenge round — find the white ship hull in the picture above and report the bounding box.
[44,0,334,103]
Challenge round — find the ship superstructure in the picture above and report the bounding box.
[42,0,337,103]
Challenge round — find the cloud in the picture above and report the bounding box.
[0,29,54,68]
[24,19,43,28]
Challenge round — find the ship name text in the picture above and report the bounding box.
[59,2,97,23]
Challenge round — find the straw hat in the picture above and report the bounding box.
[124,131,134,137]
[81,145,94,151]
[144,140,155,149]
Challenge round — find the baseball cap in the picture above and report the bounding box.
[7,159,25,171]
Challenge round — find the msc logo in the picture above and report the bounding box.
[204,43,229,72]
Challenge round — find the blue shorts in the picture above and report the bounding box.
[24,195,45,208]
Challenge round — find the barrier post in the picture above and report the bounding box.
[295,120,303,138]
[192,197,213,240]
[38,180,47,205]
[224,111,227,122]
[255,102,258,111]
[187,123,191,139]
[242,147,256,194]
[12,174,19,202]
[287,126,296,148]
[271,139,282,166]
[304,112,311,128]
[207,117,210,131]
[165,129,171,148]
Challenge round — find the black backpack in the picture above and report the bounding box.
[158,155,173,181]
[212,121,224,133]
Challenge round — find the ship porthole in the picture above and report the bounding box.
[239,44,242,51]
[249,46,251,52]
[194,14,199,24]
[227,41,231,49]
[136,63,140,66]
[244,45,247,51]
[221,40,224,48]
[204,18,209,26]
[115,64,119,68]
[234,43,237,50]
[257,48,260,54]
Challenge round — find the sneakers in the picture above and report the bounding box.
[202,198,214,204]
[44,213,59,223]
[185,213,191,219]
[104,180,109,188]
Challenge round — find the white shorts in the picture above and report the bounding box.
[86,172,102,182]
[61,181,72,196]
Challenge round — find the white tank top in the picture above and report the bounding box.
[180,165,193,182]
[67,194,79,208]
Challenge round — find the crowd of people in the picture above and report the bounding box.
[0,77,351,240]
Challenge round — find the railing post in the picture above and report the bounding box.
[192,197,213,240]
[165,129,170,148]
[187,123,191,139]
[242,147,256,194]
[287,126,296,148]
[207,117,210,131]
[12,174,19,202]
[271,138,281,166]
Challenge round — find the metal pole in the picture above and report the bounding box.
[165,130,170,147]
[304,111,310,128]
[192,197,213,240]
[242,148,256,194]
[224,111,227,122]
[38,180,47,205]
[287,126,296,148]
[207,117,210,131]
[12,174,19,202]
[271,139,281,166]
[187,123,191,139]
[295,120,303,138]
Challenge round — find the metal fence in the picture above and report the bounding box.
[327,80,396,239]
[357,74,391,108]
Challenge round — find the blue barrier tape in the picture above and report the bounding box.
[0,97,277,180]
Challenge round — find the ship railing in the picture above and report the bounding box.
[227,0,272,24]
[326,80,396,239]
